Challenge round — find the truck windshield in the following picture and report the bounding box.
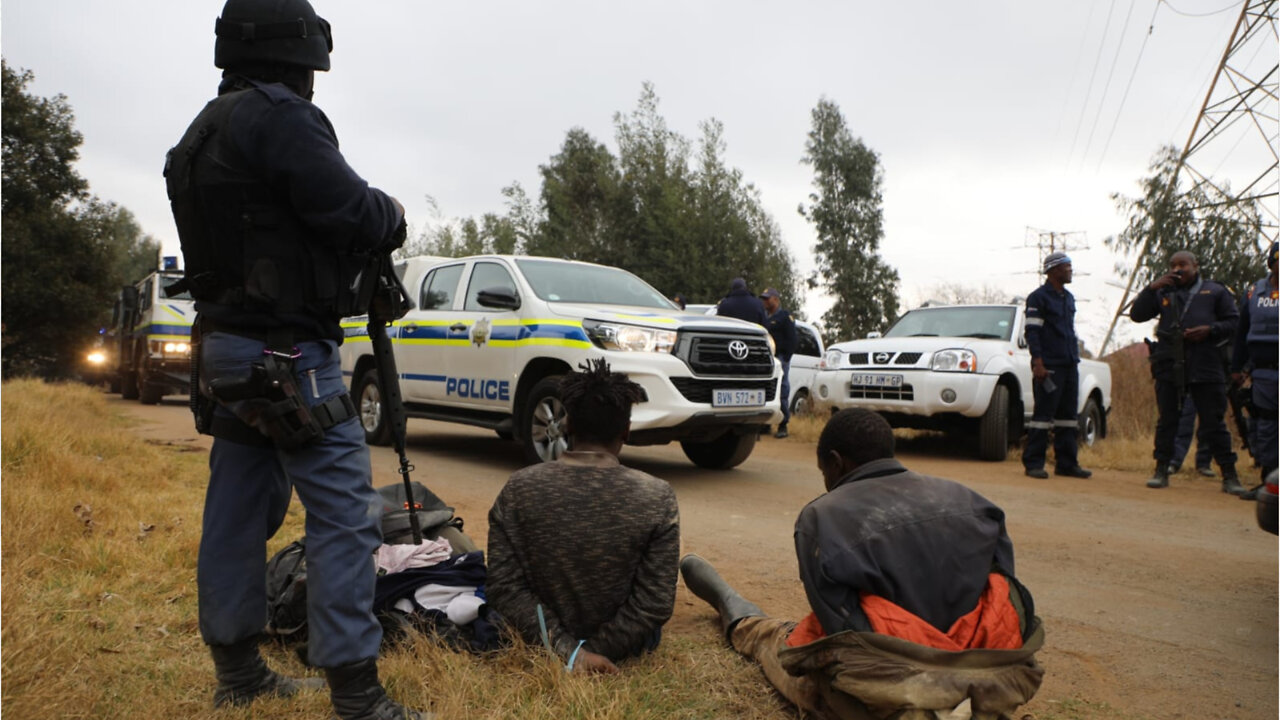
[515,259,677,309]
[884,307,1016,341]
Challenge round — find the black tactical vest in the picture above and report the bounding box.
[164,89,376,321]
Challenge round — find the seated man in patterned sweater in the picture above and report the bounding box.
[486,360,680,673]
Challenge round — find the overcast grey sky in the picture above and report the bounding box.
[2,1,1273,352]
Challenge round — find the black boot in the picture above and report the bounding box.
[325,658,430,720]
[209,639,323,708]
[680,554,765,642]
[1146,463,1169,489]
[1221,467,1246,496]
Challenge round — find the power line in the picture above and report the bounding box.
[1057,0,1104,141]
[1067,0,1121,167]
[1096,1,1163,170]
[1162,0,1246,17]
[1082,0,1141,165]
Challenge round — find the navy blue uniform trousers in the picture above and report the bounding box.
[198,331,383,667]
[1023,363,1079,472]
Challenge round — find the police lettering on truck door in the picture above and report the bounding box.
[440,261,521,411]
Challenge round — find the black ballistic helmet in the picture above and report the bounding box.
[214,0,332,71]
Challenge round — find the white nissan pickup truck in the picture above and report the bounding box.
[339,255,783,469]
[809,302,1111,460]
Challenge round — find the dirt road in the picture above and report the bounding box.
[119,397,1277,719]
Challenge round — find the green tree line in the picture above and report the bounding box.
[2,60,159,379]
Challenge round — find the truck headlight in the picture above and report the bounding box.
[822,349,843,369]
[931,349,977,372]
[162,342,190,354]
[582,320,677,353]
[86,351,107,366]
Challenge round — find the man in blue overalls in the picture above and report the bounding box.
[1022,252,1092,479]
[1233,242,1278,500]
[165,2,427,718]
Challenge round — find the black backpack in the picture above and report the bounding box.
[264,539,309,642]
[376,481,458,545]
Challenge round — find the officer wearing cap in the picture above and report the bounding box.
[1022,252,1092,479]
[1232,241,1279,499]
[760,288,798,438]
[164,2,426,718]
[1131,251,1242,492]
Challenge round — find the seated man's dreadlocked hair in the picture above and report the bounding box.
[558,358,646,447]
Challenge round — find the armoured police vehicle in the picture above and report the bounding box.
[110,267,196,404]
[340,255,783,469]
[811,303,1112,460]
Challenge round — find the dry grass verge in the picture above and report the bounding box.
[1,379,791,719]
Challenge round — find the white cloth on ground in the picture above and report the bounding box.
[376,538,452,575]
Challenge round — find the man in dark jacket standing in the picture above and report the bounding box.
[1131,251,1243,493]
[760,288,798,438]
[1022,252,1091,479]
[1232,241,1279,498]
[165,2,426,718]
[716,277,768,326]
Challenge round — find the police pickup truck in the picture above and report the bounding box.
[809,302,1111,460]
[339,255,783,469]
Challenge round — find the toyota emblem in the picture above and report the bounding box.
[728,340,750,360]
[873,352,891,364]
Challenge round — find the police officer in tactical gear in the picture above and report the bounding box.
[1022,252,1092,479]
[1232,241,1279,499]
[1130,251,1243,493]
[164,2,427,718]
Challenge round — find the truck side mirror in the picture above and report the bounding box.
[120,286,139,313]
[477,286,520,311]
[866,331,882,339]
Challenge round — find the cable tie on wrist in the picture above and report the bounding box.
[566,639,587,672]
[536,604,554,656]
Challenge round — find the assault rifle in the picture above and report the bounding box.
[1156,319,1187,413]
[365,254,423,544]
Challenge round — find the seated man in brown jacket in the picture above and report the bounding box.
[682,409,1043,719]
[487,360,680,674]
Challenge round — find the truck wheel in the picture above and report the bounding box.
[680,431,758,470]
[521,376,568,464]
[790,389,812,417]
[139,372,163,405]
[355,368,392,446]
[121,370,139,400]
[977,384,1010,461]
[1079,397,1102,447]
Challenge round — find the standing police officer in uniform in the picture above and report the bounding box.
[1130,251,1243,493]
[1233,242,1279,499]
[164,2,427,718]
[1022,252,1092,479]
[759,288,797,438]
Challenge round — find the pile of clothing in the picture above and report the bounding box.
[372,539,505,652]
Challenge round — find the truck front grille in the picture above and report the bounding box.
[679,333,774,376]
[671,378,777,404]
[849,351,923,366]
[848,383,915,401]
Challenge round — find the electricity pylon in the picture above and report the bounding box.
[1099,0,1278,355]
